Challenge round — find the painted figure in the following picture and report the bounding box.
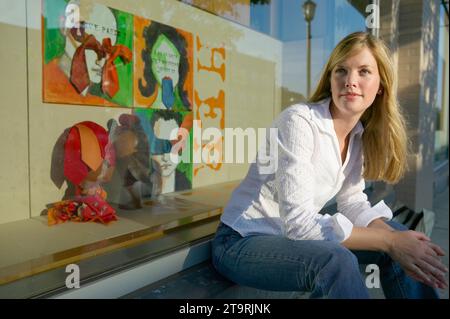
[136,110,193,195]
[138,22,192,111]
[43,0,133,106]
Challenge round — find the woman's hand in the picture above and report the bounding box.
[387,230,448,289]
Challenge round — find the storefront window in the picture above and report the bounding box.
[186,0,371,106]
[0,0,382,296]
[276,0,369,106]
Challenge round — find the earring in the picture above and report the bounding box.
[378,89,383,95]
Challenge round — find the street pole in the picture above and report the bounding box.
[302,0,316,99]
[306,20,311,98]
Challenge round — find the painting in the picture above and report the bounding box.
[42,0,133,107]
[134,109,193,194]
[134,16,193,111]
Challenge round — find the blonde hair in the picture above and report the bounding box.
[309,32,408,184]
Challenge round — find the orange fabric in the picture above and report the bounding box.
[70,34,104,93]
[75,124,103,171]
[102,38,132,98]
[47,196,117,226]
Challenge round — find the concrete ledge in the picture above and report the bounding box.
[52,241,212,299]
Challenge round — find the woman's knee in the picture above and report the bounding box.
[314,244,363,294]
[322,244,360,272]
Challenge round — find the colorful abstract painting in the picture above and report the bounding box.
[42,0,133,107]
[134,108,193,194]
[134,16,193,111]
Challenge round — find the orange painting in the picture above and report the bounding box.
[134,16,193,111]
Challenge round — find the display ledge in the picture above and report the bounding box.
[0,180,241,290]
[2,217,221,299]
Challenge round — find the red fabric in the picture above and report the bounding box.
[69,29,105,94]
[64,125,85,185]
[47,195,117,226]
[63,121,109,185]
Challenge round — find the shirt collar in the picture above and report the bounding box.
[310,97,364,137]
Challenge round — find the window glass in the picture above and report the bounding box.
[0,0,383,296]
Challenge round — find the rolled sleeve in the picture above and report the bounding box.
[353,200,393,227]
[333,213,354,241]
[320,213,354,242]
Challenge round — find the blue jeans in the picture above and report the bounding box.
[211,220,440,299]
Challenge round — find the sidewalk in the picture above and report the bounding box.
[431,186,449,299]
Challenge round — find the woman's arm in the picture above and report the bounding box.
[334,143,393,228]
[342,226,448,289]
[367,218,395,231]
[275,110,354,241]
[341,226,392,252]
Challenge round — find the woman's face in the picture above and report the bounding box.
[330,47,381,117]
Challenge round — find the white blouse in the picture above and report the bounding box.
[221,98,392,242]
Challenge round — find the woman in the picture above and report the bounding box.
[211,32,448,299]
